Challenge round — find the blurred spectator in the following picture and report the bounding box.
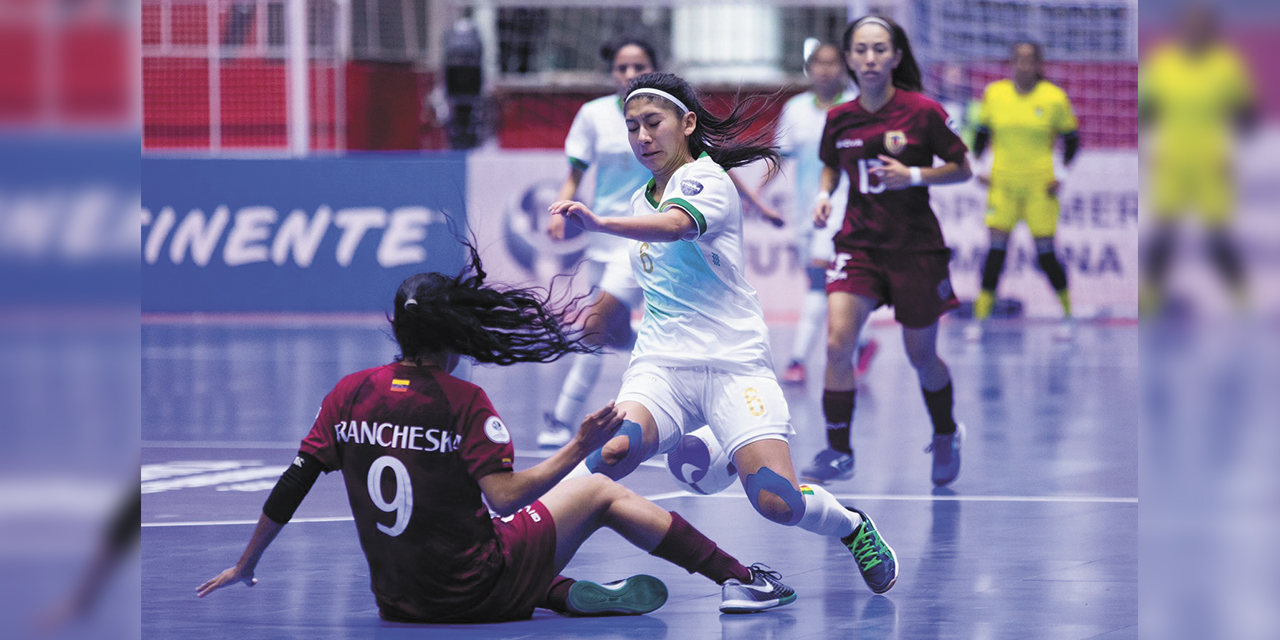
[444,9,486,149]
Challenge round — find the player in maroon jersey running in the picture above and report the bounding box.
[801,15,972,488]
[196,240,796,620]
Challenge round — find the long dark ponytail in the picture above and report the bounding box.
[842,15,923,92]
[390,239,598,366]
[625,72,780,176]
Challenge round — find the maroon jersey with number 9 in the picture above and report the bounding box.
[819,89,968,252]
[299,361,516,621]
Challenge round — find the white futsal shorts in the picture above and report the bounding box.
[616,363,795,459]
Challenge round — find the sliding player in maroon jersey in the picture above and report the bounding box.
[196,240,795,621]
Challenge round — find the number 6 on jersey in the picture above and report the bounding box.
[367,456,413,537]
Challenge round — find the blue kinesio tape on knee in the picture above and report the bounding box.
[584,419,645,480]
[744,467,806,526]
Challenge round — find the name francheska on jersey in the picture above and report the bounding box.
[333,420,462,452]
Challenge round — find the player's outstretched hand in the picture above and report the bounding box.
[547,211,568,240]
[197,565,257,598]
[576,400,624,452]
[549,200,602,232]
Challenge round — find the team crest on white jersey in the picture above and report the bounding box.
[884,130,907,155]
[680,179,703,196]
[484,416,510,444]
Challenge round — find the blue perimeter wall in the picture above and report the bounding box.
[142,154,469,312]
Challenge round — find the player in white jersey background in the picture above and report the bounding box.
[539,36,658,448]
[550,71,899,598]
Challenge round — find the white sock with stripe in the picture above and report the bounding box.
[797,484,860,538]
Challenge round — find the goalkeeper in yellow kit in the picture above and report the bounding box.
[969,41,1080,339]
[1139,4,1256,315]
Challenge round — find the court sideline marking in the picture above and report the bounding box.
[143,492,1136,528]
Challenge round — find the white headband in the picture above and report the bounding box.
[625,88,690,114]
[854,16,893,33]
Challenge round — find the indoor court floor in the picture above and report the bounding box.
[142,317,1138,640]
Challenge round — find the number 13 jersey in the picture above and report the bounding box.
[818,89,968,252]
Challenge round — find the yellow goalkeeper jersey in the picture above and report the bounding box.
[1140,43,1253,164]
[978,79,1077,181]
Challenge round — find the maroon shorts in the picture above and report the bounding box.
[453,501,560,622]
[825,247,959,328]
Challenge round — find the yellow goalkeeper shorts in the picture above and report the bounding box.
[1150,155,1234,227]
[984,176,1060,238]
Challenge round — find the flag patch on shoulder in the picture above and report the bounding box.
[390,378,410,392]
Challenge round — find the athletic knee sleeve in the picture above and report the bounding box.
[980,248,1007,292]
[744,467,806,526]
[806,266,826,291]
[1035,239,1068,291]
[584,420,645,480]
[796,483,857,538]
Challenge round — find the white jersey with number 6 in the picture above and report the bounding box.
[626,154,774,376]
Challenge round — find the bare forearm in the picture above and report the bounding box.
[237,514,285,572]
[598,211,693,242]
[819,165,840,194]
[922,160,972,186]
[558,169,585,202]
[485,440,590,515]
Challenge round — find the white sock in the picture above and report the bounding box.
[796,484,860,538]
[552,352,604,426]
[790,290,827,364]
